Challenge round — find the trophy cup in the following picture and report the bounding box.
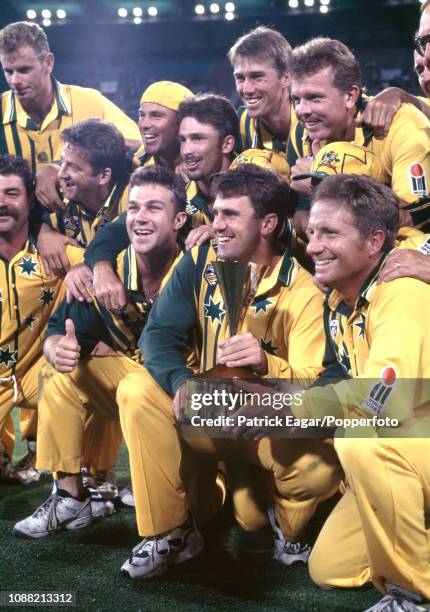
[183,260,262,427]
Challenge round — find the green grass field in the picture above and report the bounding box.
[0,429,381,612]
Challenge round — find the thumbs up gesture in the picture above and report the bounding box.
[54,318,81,372]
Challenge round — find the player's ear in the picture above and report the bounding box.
[345,85,360,109]
[261,212,278,236]
[174,211,188,230]
[367,229,385,256]
[98,168,112,186]
[221,134,235,156]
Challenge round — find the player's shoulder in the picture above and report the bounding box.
[391,102,429,128]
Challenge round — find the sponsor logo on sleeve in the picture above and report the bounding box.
[409,163,428,196]
[362,366,397,415]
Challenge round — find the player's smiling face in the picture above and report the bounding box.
[213,194,266,262]
[58,143,104,206]
[179,117,232,181]
[0,173,30,237]
[307,198,377,299]
[291,67,359,142]
[138,103,179,156]
[126,183,185,257]
[1,46,53,107]
[233,56,289,120]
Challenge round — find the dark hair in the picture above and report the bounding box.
[0,154,33,198]
[228,25,292,75]
[129,164,186,214]
[213,164,291,249]
[61,118,128,186]
[311,174,399,252]
[0,21,50,57]
[178,93,239,143]
[290,37,362,94]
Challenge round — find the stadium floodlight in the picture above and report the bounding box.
[56,9,67,19]
[148,6,158,16]
[225,11,234,20]
[210,3,220,13]
[118,7,128,17]
[320,0,330,4]
[133,16,142,24]
[195,4,205,15]
[41,9,51,18]
[304,0,315,6]
[288,0,299,8]
[133,7,143,17]
[320,4,328,12]
[26,9,37,19]
[225,2,235,11]
[42,18,51,26]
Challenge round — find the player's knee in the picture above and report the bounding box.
[232,491,269,531]
[335,438,377,472]
[308,547,335,588]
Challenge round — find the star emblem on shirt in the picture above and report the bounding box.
[353,313,366,339]
[24,315,37,329]
[338,343,351,375]
[40,288,55,306]
[260,337,279,356]
[0,345,18,368]
[17,256,38,277]
[204,295,226,324]
[251,297,272,315]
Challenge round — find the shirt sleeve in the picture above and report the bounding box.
[84,213,129,268]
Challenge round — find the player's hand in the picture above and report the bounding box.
[65,263,94,304]
[355,88,401,139]
[290,157,313,196]
[377,248,430,284]
[217,332,268,375]
[37,223,79,277]
[172,381,188,420]
[185,224,215,250]
[398,208,413,228]
[54,319,81,372]
[92,261,127,311]
[35,164,65,211]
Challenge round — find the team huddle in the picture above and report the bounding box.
[0,6,429,611]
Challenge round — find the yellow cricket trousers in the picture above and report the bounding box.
[36,355,142,474]
[309,438,430,600]
[117,367,342,539]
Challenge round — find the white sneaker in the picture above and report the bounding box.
[121,516,204,579]
[88,488,116,518]
[82,468,119,500]
[12,441,50,485]
[119,483,135,507]
[268,506,311,566]
[365,583,429,612]
[13,492,93,539]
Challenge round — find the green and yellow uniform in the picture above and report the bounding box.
[184,181,212,228]
[295,258,430,600]
[237,103,300,155]
[0,240,83,460]
[45,182,128,248]
[113,244,342,540]
[36,247,182,475]
[288,101,430,227]
[0,79,140,174]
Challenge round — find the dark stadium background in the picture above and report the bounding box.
[0,2,425,610]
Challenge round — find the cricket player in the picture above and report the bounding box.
[288,37,430,234]
[292,174,430,611]
[114,164,341,579]
[13,164,188,538]
[0,154,83,479]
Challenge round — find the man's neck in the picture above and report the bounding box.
[135,241,178,286]
[337,257,383,311]
[80,185,111,216]
[259,94,291,141]
[197,157,231,201]
[157,146,181,171]
[0,229,28,261]
[21,80,54,127]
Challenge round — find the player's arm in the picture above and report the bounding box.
[35,164,64,211]
[142,249,199,395]
[44,296,111,371]
[356,88,430,139]
[84,213,129,309]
